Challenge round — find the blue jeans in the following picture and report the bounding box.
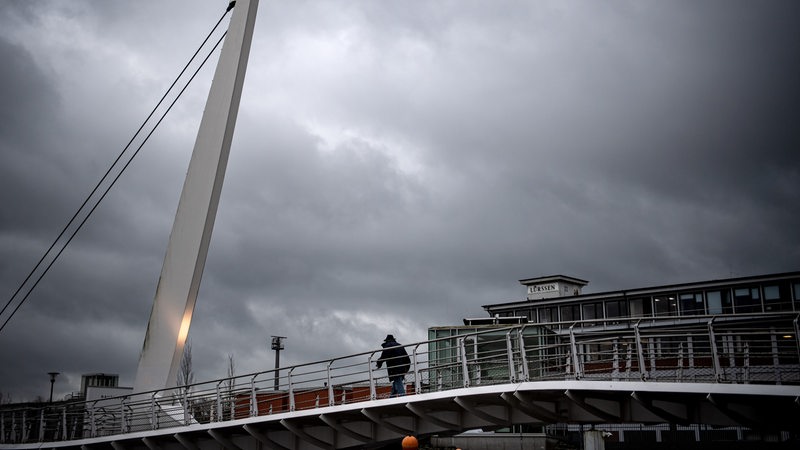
[390,376,405,397]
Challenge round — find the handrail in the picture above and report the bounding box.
[1,313,798,445]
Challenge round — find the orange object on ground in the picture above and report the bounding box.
[401,435,419,449]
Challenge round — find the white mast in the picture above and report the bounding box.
[133,0,259,394]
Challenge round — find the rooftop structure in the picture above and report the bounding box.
[484,271,800,325]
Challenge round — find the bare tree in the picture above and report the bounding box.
[176,341,194,401]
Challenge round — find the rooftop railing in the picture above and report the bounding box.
[1,313,798,444]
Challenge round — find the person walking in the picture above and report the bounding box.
[376,334,411,396]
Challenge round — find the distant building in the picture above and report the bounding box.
[484,271,799,323]
[80,373,131,402]
[428,271,800,448]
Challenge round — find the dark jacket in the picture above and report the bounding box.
[377,339,411,377]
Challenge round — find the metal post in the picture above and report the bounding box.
[271,336,286,391]
[47,372,59,403]
[150,392,158,430]
[413,344,422,394]
[60,407,66,441]
[634,321,647,380]
[459,337,470,388]
[794,315,800,363]
[250,375,258,417]
[506,331,516,383]
[326,360,334,407]
[38,409,44,442]
[569,324,582,380]
[121,396,128,433]
[771,329,781,385]
[743,343,750,384]
[89,403,96,438]
[708,318,723,382]
[368,354,376,400]
[518,329,530,382]
[288,368,296,411]
[216,381,223,422]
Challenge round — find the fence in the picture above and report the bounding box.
[1,313,798,444]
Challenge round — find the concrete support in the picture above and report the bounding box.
[583,430,605,450]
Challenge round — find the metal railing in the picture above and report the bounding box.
[1,313,798,445]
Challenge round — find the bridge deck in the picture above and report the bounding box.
[2,314,798,449]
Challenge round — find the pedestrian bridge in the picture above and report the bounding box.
[2,314,798,449]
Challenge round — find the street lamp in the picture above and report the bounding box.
[271,336,286,391]
[47,372,60,403]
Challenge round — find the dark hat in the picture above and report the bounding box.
[384,334,395,342]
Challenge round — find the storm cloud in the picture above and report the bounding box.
[1,0,798,401]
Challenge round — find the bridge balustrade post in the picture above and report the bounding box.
[794,315,800,363]
[183,388,189,425]
[1,411,4,444]
[288,368,296,411]
[413,344,422,394]
[517,329,530,381]
[150,392,158,430]
[568,324,583,380]
[506,331,516,383]
[771,329,781,385]
[612,341,619,381]
[89,403,96,438]
[215,381,223,422]
[368,353,376,400]
[61,407,66,441]
[38,409,44,442]
[21,410,26,442]
[121,397,126,433]
[743,343,750,384]
[459,337,470,388]
[625,344,632,379]
[634,321,648,381]
[327,360,334,407]
[708,318,723,382]
[250,375,258,417]
[677,343,684,382]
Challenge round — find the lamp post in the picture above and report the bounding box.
[47,372,60,403]
[271,336,286,391]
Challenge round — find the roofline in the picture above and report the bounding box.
[485,270,800,310]
[518,274,589,286]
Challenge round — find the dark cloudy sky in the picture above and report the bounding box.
[1,0,798,402]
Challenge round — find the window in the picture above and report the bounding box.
[582,302,603,321]
[629,298,652,318]
[538,306,559,323]
[794,282,800,310]
[706,290,732,314]
[605,299,628,319]
[733,287,761,313]
[679,293,705,315]
[763,284,792,311]
[653,294,678,316]
[560,304,580,322]
[513,309,530,319]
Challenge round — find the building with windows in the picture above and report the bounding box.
[485,271,799,324]
[427,271,800,448]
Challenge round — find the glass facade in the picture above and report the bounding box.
[485,274,800,325]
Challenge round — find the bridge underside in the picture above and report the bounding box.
[11,381,798,450]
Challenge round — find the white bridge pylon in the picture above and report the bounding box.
[133,0,259,395]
